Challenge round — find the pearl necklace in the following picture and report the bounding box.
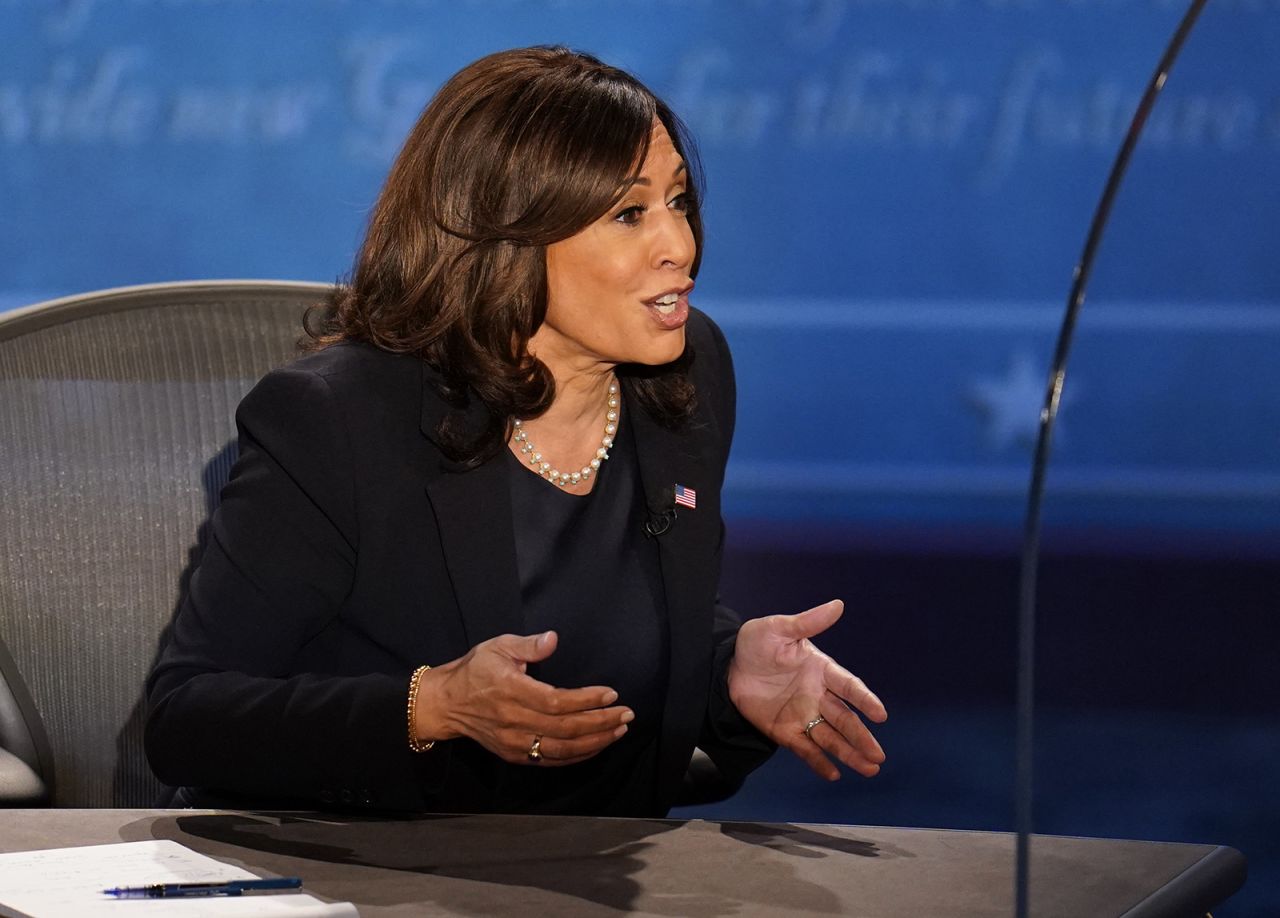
[512,380,618,489]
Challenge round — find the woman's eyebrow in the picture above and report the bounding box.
[621,161,688,189]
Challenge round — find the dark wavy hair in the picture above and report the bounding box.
[306,46,703,467]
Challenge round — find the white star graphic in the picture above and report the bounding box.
[967,350,1078,452]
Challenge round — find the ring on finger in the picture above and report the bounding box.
[527,735,543,763]
[803,715,825,740]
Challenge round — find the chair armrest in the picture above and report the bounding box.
[0,745,49,807]
[675,747,741,808]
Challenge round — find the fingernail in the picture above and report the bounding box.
[614,725,629,737]
[620,709,635,724]
[602,690,618,705]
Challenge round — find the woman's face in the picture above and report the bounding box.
[534,121,696,376]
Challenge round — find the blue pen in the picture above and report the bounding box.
[103,877,302,898]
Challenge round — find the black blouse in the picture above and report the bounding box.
[499,407,669,815]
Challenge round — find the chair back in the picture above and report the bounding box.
[0,280,329,806]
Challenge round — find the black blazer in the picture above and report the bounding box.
[145,309,771,816]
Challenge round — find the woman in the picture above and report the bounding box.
[145,46,886,817]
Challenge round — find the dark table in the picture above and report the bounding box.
[0,810,1245,917]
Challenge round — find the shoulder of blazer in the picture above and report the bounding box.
[270,340,424,398]
[252,340,438,434]
[686,306,731,368]
[685,306,736,447]
[239,341,443,477]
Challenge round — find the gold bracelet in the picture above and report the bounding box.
[406,664,435,753]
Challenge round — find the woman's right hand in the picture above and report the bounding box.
[411,630,633,766]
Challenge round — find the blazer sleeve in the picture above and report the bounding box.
[692,314,777,785]
[144,364,445,811]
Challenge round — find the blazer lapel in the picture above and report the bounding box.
[419,370,523,649]
[626,384,725,803]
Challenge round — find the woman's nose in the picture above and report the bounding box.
[653,212,695,270]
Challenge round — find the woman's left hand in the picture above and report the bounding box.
[727,599,887,781]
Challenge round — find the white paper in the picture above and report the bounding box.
[0,840,358,918]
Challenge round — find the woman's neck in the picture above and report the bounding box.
[510,349,619,493]
[541,362,615,428]
[526,329,617,427]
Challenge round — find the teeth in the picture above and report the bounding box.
[656,303,675,315]
[655,293,679,306]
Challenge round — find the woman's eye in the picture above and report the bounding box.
[669,193,690,214]
[613,205,644,225]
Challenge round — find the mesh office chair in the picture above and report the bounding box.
[0,280,325,806]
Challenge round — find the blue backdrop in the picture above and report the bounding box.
[3,1,1278,551]
[4,1,1278,551]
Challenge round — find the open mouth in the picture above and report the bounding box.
[644,286,692,329]
[653,292,680,316]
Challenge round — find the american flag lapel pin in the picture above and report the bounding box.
[673,484,697,510]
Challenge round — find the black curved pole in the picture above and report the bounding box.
[1014,0,1210,914]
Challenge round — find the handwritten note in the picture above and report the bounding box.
[0,840,357,917]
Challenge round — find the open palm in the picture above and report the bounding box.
[728,600,888,781]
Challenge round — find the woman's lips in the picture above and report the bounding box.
[645,291,690,329]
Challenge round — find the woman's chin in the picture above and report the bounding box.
[639,332,687,367]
